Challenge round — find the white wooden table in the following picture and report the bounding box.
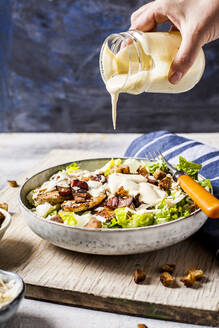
[1,132,218,328]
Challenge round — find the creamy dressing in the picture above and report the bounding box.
[0,274,21,308]
[87,180,106,198]
[38,171,71,193]
[107,173,166,206]
[101,31,205,129]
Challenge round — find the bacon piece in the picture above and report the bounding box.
[133,194,141,208]
[118,196,133,208]
[106,196,119,209]
[57,186,72,197]
[147,175,158,185]
[91,174,106,184]
[72,179,88,191]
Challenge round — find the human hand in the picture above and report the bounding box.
[130,0,219,84]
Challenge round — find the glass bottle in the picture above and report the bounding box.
[99,30,205,95]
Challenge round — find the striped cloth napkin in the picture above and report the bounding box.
[125,131,219,258]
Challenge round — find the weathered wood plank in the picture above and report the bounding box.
[0,150,218,326]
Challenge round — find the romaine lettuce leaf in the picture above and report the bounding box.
[198,179,212,190]
[155,198,191,224]
[129,212,154,227]
[114,207,132,228]
[111,208,154,228]
[104,158,121,176]
[59,211,77,226]
[145,159,169,174]
[66,162,79,173]
[35,203,59,218]
[176,156,202,179]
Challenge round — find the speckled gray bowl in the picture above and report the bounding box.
[0,209,11,242]
[19,158,208,255]
[0,270,25,327]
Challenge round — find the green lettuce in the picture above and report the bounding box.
[59,211,77,226]
[114,208,132,228]
[66,162,79,173]
[129,212,154,227]
[198,179,212,190]
[104,158,121,176]
[145,159,169,174]
[154,198,191,224]
[107,208,154,228]
[176,156,202,179]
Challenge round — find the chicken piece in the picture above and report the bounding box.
[159,177,172,190]
[84,217,102,228]
[34,190,65,206]
[50,215,64,224]
[137,324,148,328]
[153,168,166,180]
[62,193,106,212]
[95,206,115,221]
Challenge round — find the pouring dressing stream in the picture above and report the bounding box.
[99,31,205,129]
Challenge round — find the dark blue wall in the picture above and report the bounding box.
[1,0,219,132]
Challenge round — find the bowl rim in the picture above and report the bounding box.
[0,269,25,312]
[0,209,11,233]
[19,157,208,233]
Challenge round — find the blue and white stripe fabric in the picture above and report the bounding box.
[125,131,219,258]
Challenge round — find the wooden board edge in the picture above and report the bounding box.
[25,284,219,327]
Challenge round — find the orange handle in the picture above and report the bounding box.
[178,175,219,218]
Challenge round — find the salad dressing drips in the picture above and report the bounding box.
[100,31,205,129]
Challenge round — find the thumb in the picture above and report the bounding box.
[168,33,202,84]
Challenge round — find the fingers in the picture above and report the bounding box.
[130,2,168,31]
[168,31,202,84]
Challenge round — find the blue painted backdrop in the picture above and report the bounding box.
[1,0,219,132]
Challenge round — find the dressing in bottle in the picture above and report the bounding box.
[99,31,205,129]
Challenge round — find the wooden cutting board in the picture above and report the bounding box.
[0,149,218,326]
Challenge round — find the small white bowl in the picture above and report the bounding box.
[0,209,11,242]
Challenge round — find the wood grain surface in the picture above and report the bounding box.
[0,149,218,326]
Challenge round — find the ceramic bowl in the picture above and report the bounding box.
[0,209,11,242]
[0,270,25,327]
[19,158,208,255]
